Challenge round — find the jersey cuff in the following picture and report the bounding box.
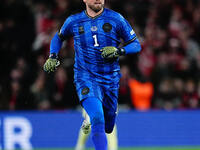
[49,53,58,59]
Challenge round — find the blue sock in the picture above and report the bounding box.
[82,97,107,150]
[92,124,107,150]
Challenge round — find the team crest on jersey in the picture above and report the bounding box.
[81,87,90,95]
[91,26,98,31]
[79,26,84,34]
[103,23,112,32]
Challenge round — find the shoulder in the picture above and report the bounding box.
[104,8,125,21]
[65,11,85,23]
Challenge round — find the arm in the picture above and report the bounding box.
[50,32,63,55]
[44,16,73,73]
[101,38,141,59]
[122,38,141,55]
[50,14,73,55]
[101,14,141,59]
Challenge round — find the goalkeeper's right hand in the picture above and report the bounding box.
[43,53,60,73]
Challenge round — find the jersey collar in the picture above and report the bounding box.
[85,8,105,19]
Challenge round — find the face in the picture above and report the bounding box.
[83,0,105,13]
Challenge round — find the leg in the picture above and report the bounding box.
[103,91,118,134]
[75,109,91,150]
[106,124,118,150]
[79,109,118,150]
[75,127,90,150]
[82,97,107,150]
[103,88,118,150]
[104,107,117,133]
[81,109,91,134]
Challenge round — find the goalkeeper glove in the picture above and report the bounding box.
[43,53,60,73]
[101,46,125,59]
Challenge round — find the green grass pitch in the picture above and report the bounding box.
[33,147,200,150]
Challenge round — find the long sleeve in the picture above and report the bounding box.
[50,32,63,54]
[50,15,73,55]
[117,13,141,55]
[123,38,141,54]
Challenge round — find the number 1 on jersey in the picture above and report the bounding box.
[93,35,99,47]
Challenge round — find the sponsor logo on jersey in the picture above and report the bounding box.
[81,87,90,95]
[91,26,98,31]
[79,26,84,34]
[130,29,135,35]
[103,23,112,32]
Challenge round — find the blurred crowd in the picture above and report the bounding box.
[0,0,200,111]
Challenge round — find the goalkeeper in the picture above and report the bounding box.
[44,0,141,150]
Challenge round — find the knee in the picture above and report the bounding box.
[105,126,114,134]
[91,112,104,126]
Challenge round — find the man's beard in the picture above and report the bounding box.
[88,3,104,13]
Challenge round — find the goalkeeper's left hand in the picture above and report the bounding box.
[101,46,125,59]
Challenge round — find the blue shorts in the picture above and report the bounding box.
[75,79,119,132]
[75,79,119,107]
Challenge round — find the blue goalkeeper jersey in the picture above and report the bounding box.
[53,8,139,84]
